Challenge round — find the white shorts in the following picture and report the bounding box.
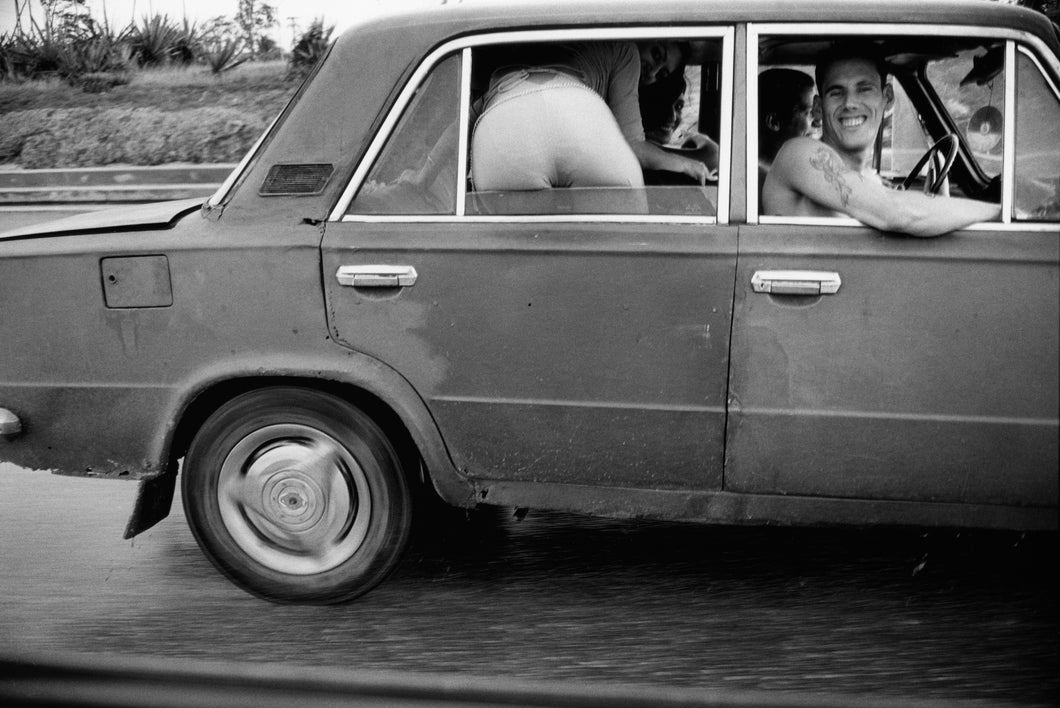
[471,70,644,191]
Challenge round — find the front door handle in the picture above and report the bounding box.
[336,265,418,288]
[751,270,841,295]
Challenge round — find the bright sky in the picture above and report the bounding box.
[1,0,441,45]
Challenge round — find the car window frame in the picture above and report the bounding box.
[1013,43,1060,223]
[206,41,336,211]
[747,22,1060,233]
[329,25,736,226]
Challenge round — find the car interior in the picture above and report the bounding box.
[347,32,1059,222]
[758,34,1059,221]
[463,39,725,217]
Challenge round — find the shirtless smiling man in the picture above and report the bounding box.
[762,44,1001,237]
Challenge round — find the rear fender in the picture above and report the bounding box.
[124,352,475,538]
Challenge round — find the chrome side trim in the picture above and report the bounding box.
[968,222,1060,233]
[431,394,721,414]
[1003,40,1017,225]
[750,22,1053,47]
[717,26,735,225]
[456,47,473,216]
[453,25,736,46]
[330,26,734,224]
[746,23,761,226]
[340,214,717,226]
[758,215,861,228]
[738,406,1059,427]
[757,215,1060,233]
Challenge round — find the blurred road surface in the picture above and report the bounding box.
[0,462,1055,706]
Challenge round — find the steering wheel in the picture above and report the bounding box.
[901,134,958,194]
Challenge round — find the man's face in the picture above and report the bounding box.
[781,86,820,141]
[638,41,683,85]
[818,57,891,154]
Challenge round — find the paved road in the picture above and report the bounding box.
[0,462,1055,706]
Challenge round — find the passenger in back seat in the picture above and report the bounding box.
[758,68,819,194]
[639,70,719,183]
[471,41,713,191]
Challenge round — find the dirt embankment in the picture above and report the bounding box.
[0,63,295,169]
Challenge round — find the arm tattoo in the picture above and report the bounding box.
[809,148,855,208]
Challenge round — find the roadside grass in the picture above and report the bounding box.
[0,61,296,168]
[0,60,293,116]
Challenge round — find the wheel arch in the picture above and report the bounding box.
[124,357,475,539]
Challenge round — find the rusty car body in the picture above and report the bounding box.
[1,0,1057,603]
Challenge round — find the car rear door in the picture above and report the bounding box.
[321,32,738,493]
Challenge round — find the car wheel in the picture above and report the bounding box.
[181,387,411,604]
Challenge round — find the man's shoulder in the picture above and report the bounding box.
[765,137,816,192]
[773,137,829,169]
[763,138,846,217]
[771,138,864,190]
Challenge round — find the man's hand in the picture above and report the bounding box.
[678,156,717,185]
[632,139,716,185]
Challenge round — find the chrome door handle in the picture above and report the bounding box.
[336,265,418,288]
[0,407,21,437]
[751,270,841,295]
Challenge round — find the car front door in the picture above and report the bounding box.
[727,28,1059,508]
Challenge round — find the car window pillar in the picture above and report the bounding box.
[1002,40,1017,224]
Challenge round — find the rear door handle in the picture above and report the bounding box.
[751,270,841,295]
[336,265,418,288]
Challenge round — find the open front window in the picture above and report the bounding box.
[753,31,1059,228]
[755,35,1011,207]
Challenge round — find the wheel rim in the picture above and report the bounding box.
[217,424,372,575]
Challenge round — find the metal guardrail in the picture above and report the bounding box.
[0,165,235,204]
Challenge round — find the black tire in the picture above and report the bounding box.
[181,387,411,604]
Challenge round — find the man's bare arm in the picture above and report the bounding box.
[769,138,1000,236]
[808,148,854,208]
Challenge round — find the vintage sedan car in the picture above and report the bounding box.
[1,0,1057,604]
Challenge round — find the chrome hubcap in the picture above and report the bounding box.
[217,424,371,575]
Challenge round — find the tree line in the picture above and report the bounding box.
[1,0,334,87]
